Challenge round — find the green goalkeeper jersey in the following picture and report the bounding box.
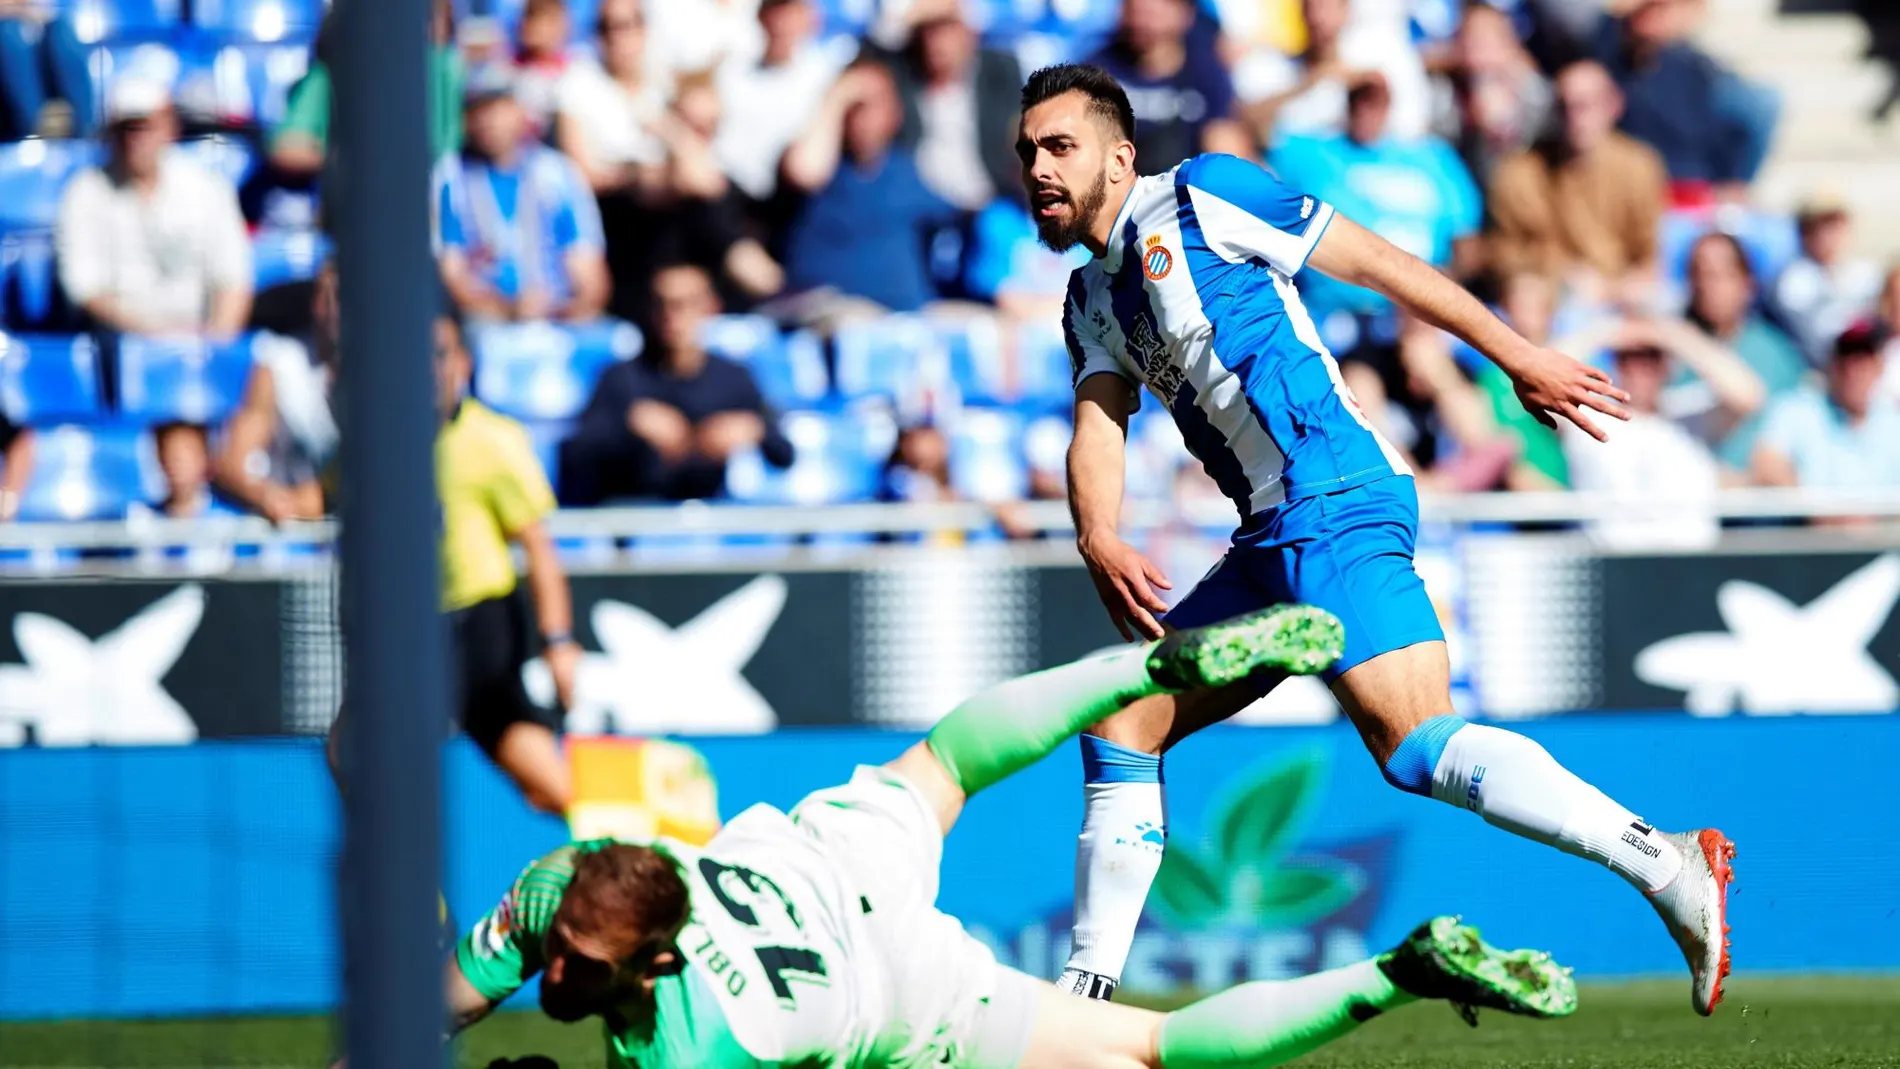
[456,823,876,1069]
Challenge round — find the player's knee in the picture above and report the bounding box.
[1379,714,1466,795]
[1081,734,1162,785]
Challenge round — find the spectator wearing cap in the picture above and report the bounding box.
[1682,232,1805,470]
[1235,0,1431,146]
[271,0,464,180]
[1564,314,1765,548]
[778,58,960,319]
[1487,59,1666,301]
[1434,3,1552,184]
[57,74,253,518]
[1774,192,1883,366]
[554,0,670,198]
[561,263,792,505]
[1271,73,1481,382]
[1089,0,1253,173]
[877,0,1024,211]
[715,0,850,207]
[435,64,610,323]
[1752,322,1900,493]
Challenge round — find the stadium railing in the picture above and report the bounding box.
[0,487,1897,559]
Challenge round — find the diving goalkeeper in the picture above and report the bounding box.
[447,605,1578,1069]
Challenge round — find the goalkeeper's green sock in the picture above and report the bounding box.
[925,647,1158,797]
[1157,961,1417,1069]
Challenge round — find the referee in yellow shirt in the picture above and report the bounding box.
[330,310,579,816]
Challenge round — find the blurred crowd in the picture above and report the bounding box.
[0,0,1897,540]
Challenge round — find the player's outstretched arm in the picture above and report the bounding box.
[1306,214,1631,441]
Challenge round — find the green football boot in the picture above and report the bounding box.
[1145,604,1346,691]
[1377,915,1580,1027]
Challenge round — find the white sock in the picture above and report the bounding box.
[1063,738,1166,990]
[1429,723,1682,892]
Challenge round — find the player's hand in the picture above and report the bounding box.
[544,637,581,711]
[1078,532,1173,641]
[1506,346,1631,442]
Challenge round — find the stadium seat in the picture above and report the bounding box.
[700,316,830,412]
[946,318,1073,409]
[251,227,330,291]
[725,406,895,506]
[16,423,160,521]
[947,406,1028,503]
[0,333,103,425]
[814,0,876,38]
[470,319,643,423]
[61,0,184,44]
[0,141,98,231]
[174,134,259,191]
[0,232,66,331]
[833,316,957,403]
[189,0,326,43]
[115,334,256,426]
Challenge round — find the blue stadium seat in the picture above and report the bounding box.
[833,316,949,402]
[1660,210,1802,297]
[725,407,895,505]
[700,316,829,412]
[470,319,643,423]
[483,0,599,42]
[61,0,184,44]
[947,406,1028,503]
[944,318,1073,409]
[16,423,160,521]
[0,140,99,231]
[189,0,325,43]
[115,334,256,426]
[174,134,259,191]
[0,333,102,425]
[1032,0,1119,37]
[252,227,330,291]
[0,232,65,331]
[815,0,876,38]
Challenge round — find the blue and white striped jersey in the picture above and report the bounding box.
[1064,153,1409,517]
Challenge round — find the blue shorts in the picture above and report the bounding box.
[1162,475,1443,680]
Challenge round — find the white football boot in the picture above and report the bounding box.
[1645,828,1737,1016]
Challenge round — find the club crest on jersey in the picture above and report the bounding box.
[1142,234,1173,280]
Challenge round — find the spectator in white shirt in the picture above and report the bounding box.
[714,0,850,204]
[1774,191,1883,366]
[1234,0,1432,145]
[1565,316,1766,549]
[56,74,253,517]
[556,0,671,197]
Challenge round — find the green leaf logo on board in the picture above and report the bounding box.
[1148,748,1365,929]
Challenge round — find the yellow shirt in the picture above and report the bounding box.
[437,399,556,611]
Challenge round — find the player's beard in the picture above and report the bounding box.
[1035,166,1109,253]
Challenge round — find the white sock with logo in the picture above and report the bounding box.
[1062,737,1167,995]
[1429,724,1683,893]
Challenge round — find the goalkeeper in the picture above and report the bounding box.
[448,605,1578,1069]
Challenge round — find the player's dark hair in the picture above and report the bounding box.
[557,844,691,961]
[1020,64,1136,143]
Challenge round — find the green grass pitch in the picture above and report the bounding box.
[0,977,1894,1068]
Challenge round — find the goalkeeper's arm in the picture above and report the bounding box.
[448,958,500,1037]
